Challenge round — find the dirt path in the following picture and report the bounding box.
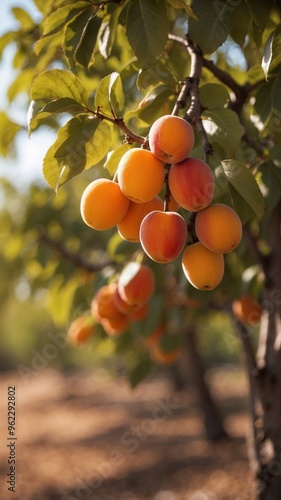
[0,367,254,500]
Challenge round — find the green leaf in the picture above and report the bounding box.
[137,86,174,124]
[126,0,169,65]
[199,83,230,110]
[30,69,89,106]
[245,0,271,31]
[0,112,21,157]
[104,144,132,176]
[11,7,35,31]
[202,109,245,156]
[43,116,112,190]
[0,32,18,59]
[34,30,64,56]
[95,72,124,118]
[127,357,153,389]
[41,2,90,36]
[221,159,265,221]
[63,8,93,67]
[165,0,198,19]
[97,6,123,59]
[74,15,102,68]
[259,162,281,217]
[230,1,250,48]
[137,61,177,90]
[28,97,86,135]
[254,77,281,126]
[262,26,281,80]
[189,0,236,54]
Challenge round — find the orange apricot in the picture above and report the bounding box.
[67,316,95,345]
[150,344,182,365]
[101,314,130,336]
[91,283,121,321]
[232,295,262,325]
[117,148,165,203]
[117,196,164,242]
[129,302,149,321]
[140,210,187,263]
[80,178,130,230]
[195,203,242,253]
[118,262,155,306]
[148,115,194,163]
[169,157,215,212]
[182,242,224,290]
[142,324,164,348]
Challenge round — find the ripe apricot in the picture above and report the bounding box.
[129,302,149,321]
[118,262,155,306]
[140,210,187,263]
[142,324,164,348]
[117,196,164,242]
[148,114,194,163]
[232,295,262,325]
[117,148,165,203]
[150,344,182,365]
[80,178,130,230]
[169,157,215,212]
[91,283,122,321]
[101,314,130,336]
[182,242,224,290]
[67,316,95,345]
[195,203,242,253]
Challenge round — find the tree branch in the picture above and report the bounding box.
[36,227,117,273]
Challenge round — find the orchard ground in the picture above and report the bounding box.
[0,367,254,499]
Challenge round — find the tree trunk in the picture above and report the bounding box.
[185,328,228,441]
[245,201,281,499]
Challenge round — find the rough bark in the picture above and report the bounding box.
[247,201,281,499]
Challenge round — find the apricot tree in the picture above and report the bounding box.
[1,0,281,498]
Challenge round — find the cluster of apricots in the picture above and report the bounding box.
[80,114,243,292]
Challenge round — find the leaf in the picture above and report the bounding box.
[98,6,123,59]
[245,0,271,31]
[74,15,102,68]
[30,69,89,106]
[47,275,79,327]
[221,159,265,221]
[28,97,86,135]
[259,162,281,218]
[0,112,21,157]
[202,109,245,156]
[63,8,93,67]
[127,358,153,389]
[199,83,230,110]
[137,61,177,90]
[189,0,236,54]
[165,0,198,19]
[262,26,281,80]
[137,86,174,124]
[95,72,124,118]
[43,116,112,190]
[230,1,250,48]
[254,77,281,126]
[126,0,169,65]
[104,144,132,176]
[41,2,90,36]
[11,7,35,31]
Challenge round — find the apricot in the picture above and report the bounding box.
[80,178,130,230]
[140,210,187,263]
[182,242,224,290]
[117,196,164,242]
[195,203,242,253]
[101,314,130,336]
[142,324,164,348]
[148,115,194,164]
[67,316,95,345]
[91,283,122,321]
[232,295,262,325]
[129,302,149,321]
[117,148,165,203]
[117,262,155,306]
[113,287,141,315]
[150,344,182,365]
[169,157,215,212]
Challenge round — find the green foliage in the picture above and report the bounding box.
[0,0,281,384]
